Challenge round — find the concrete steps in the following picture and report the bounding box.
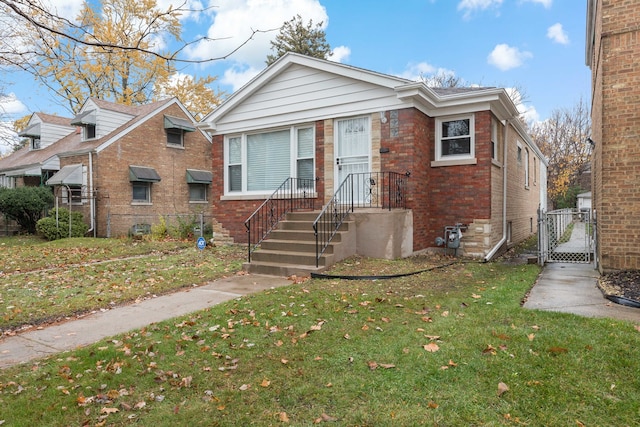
[243,211,354,277]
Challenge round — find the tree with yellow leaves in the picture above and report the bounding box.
[18,0,223,116]
[529,97,592,209]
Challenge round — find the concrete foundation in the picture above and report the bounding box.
[352,209,413,259]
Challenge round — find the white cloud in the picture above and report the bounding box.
[221,65,263,92]
[48,0,85,21]
[522,0,552,8]
[328,46,351,63]
[457,0,503,18]
[0,93,27,116]
[397,62,457,84]
[547,23,569,45]
[185,0,328,69]
[487,44,532,71]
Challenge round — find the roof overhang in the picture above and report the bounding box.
[46,164,83,186]
[18,123,41,138]
[5,165,42,177]
[70,110,96,126]
[129,165,161,182]
[164,115,196,132]
[186,169,212,184]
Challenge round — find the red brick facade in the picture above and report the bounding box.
[211,107,541,257]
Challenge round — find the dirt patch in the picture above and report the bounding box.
[598,270,640,304]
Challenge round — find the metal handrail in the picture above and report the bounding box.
[312,171,409,267]
[244,177,316,262]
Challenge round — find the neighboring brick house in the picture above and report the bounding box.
[0,97,217,237]
[586,0,640,272]
[199,53,547,260]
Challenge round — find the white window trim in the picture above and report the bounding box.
[167,128,185,148]
[83,124,96,141]
[223,124,316,197]
[188,183,209,203]
[432,114,476,167]
[131,181,152,205]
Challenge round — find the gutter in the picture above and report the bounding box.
[86,151,95,236]
[484,118,510,262]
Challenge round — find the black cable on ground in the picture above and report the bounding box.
[310,261,458,280]
[605,294,640,309]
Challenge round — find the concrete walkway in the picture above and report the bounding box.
[523,262,640,322]
[0,274,292,369]
[524,219,640,322]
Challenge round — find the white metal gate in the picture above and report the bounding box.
[537,208,595,264]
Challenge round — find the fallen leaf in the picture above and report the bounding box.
[497,382,509,397]
[279,412,290,422]
[548,347,568,355]
[281,358,289,364]
[239,384,250,391]
[379,363,396,369]
[528,333,535,341]
[425,335,440,341]
[482,344,497,356]
[260,379,271,387]
[472,294,482,299]
[100,407,119,415]
[634,325,640,332]
[320,413,338,422]
[428,401,439,409]
[367,361,378,370]
[441,311,449,317]
[423,342,440,352]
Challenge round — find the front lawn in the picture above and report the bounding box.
[0,237,245,333]
[1,249,639,426]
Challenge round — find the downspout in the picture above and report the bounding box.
[87,151,95,236]
[484,119,510,262]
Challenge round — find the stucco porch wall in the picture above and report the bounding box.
[351,209,413,259]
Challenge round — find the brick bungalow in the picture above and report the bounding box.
[199,53,547,267]
[586,0,640,272]
[0,97,217,238]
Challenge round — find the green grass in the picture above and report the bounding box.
[0,245,639,426]
[0,237,245,332]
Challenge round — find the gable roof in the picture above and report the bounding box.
[200,52,521,134]
[0,97,209,175]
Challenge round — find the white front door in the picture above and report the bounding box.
[335,116,371,203]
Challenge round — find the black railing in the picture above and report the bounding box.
[312,171,409,267]
[244,177,316,262]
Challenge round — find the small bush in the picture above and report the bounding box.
[36,208,89,240]
[150,216,168,240]
[0,186,54,234]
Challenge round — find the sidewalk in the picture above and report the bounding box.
[524,262,640,322]
[0,274,292,369]
[524,220,640,322]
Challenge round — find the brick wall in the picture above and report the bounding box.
[590,0,640,271]
[211,120,325,244]
[88,104,215,237]
[212,108,540,257]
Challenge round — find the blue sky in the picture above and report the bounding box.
[0,0,590,151]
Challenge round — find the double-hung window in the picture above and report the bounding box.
[225,125,315,195]
[435,115,475,163]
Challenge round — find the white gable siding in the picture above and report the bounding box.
[41,123,75,148]
[81,99,134,139]
[28,114,75,149]
[214,64,407,134]
[95,110,134,139]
